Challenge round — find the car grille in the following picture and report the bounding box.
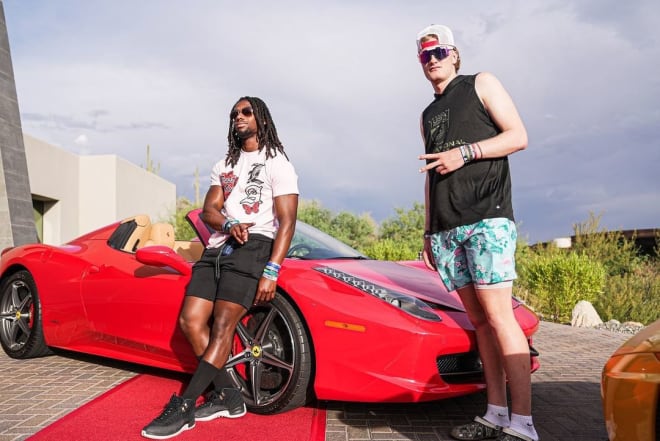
[436,352,485,384]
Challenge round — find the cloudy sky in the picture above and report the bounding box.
[3,0,659,243]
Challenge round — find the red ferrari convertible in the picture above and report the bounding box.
[0,209,540,414]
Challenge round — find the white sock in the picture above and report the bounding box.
[509,413,538,440]
[483,404,509,427]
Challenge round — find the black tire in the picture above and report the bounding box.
[226,292,313,414]
[0,270,52,359]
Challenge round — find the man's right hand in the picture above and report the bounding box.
[228,222,255,244]
[422,239,436,271]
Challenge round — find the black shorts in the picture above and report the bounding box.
[185,234,273,309]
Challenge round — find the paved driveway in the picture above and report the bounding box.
[0,321,630,441]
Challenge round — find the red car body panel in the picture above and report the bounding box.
[279,259,539,402]
[0,214,540,404]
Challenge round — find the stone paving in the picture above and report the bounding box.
[0,352,139,441]
[324,321,630,441]
[0,321,631,441]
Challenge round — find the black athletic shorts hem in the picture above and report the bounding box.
[185,234,273,309]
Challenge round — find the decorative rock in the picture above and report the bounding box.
[595,320,646,335]
[571,300,603,328]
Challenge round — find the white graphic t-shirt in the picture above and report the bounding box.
[207,148,299,248]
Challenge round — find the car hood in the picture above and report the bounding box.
[610,319,660,357]
[313,259,465,312]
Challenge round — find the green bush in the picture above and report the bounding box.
[594,263,660,324]
[517,251,606,323]
[515,214,659,325]
[165,197,200,241]
[298,200,377,250]
[361,239,419,261]
[378,202,425,255]
[571,212,647,276]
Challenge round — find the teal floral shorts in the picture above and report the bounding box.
[429,218,517,291]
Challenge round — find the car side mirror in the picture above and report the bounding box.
[136,245,191,276]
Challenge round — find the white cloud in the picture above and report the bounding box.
[4,0,659,242]
[73,134,88,145]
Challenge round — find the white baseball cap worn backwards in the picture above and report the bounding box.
[416,24,455,53]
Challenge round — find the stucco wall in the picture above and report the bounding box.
[24,134,176,244]
[24,134,80,244]
[114,157,175,223]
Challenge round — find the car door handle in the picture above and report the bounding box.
[88,265,100,274]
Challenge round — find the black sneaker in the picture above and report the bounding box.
[450,416,502,440]
[141,394,196,439]
[195,388,247,421]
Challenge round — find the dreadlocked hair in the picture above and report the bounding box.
[225,96,288,167]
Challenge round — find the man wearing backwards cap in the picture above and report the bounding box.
[416,25,538,441]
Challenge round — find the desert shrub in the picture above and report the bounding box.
[594,262,660,324]
[568,213,659,324]
[515,214,659,325]
[571,213,646,276]
[517,251,606,323]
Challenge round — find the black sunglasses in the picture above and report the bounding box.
[230,107,253,120]
[418,46,453,64]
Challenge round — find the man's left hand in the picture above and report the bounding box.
[254,278,277,304]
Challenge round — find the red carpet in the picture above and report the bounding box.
[28,373,326,441]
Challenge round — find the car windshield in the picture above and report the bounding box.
[287,221,368,260]
[185,209,366,260]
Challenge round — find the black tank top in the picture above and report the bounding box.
[422,74,514,232]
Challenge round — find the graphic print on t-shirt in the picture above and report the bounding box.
[427,108,450,153]
[220,171,238,198]
[240,163,265,214]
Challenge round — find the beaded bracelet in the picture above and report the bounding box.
[262,268,278,281]
[265,261,281,271]
[262,261,281,281]
[223,218,239,233]
[262,269,278,281]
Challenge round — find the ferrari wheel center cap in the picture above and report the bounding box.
[15,311,21,319]
[251,345,262,358]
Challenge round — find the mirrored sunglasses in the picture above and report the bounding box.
[419,47,453,64]
[230,107,253,119]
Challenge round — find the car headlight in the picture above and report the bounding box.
[315,266,441,322]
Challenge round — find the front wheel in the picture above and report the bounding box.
[226,292,313,414]
[0,270,52,359]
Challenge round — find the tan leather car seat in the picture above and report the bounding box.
[142,223,175,249]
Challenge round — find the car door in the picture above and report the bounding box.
[185,208,212,246]
[80,246,193,367]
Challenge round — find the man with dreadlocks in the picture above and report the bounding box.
[142,96,298,439]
